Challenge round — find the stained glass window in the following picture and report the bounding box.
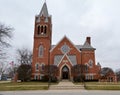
[61,44,70,54]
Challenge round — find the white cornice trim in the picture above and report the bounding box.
[50,35,81,53]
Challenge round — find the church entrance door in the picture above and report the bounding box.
[62,66,69,79]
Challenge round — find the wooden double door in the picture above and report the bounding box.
[62,66,69,79]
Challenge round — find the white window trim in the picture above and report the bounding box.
[85,74,94,80]
[34,74,39,80]
[40,74,44,80]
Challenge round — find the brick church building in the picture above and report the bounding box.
[31,2,101,81]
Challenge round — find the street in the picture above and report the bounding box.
[0,90,120,95]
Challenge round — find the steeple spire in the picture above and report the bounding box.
[39,2,49,17]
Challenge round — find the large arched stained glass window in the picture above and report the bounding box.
[39,45,44,57]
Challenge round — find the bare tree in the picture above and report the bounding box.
[17,64,31,82]
[16,48,32,81]
[0,49,6,59]
[0,23,13,80]
[41,65,58,82]
[0,63,8,76]
[17,48,32,65]
[71,64,86,82]
[0,23,13,47]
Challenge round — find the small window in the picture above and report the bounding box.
[44,26,47,34]
[40,26,44,34]
[40,75,42,80]
[86,74,94,80]
[37,26,40,35]
[92,75,94,80]
[85,64,89,72]
[41,64,45,71]
[35,63,39,71]
[39,45,44,57]
[34,75,39,80]
[86,75,89,80]
[89,60,93,68]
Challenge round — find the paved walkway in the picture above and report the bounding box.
[57,80,75,86]
[49,80,84,90]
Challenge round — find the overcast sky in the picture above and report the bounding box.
[0,0,120,71]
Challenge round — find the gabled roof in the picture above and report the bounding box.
[76,45,83,50]
[39,2,49,17]
[81,41,95,50]
[51,36,96,51]
[100,67,114,76]
[50,36,81,53]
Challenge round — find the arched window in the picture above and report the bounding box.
[35,63,39,71]
[37,26,40,35]
[40,26,44,34]
[85,63,89,72]
[88,60,93,68]
[39,45,44,57]
[44,26,47,34]
[41,64,45,71]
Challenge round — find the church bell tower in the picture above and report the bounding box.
[32,2,52,80]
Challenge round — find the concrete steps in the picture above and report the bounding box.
[49,80,84,90]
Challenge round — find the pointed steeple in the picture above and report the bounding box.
[39,2,49,17]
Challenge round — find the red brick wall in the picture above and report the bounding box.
[32,16,52,78]
[50,37,81,65]
[32,12,100,81]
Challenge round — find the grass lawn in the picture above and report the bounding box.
[1,81,120,91]
[85,85,120,90]
[84,82,120,90]
[0,81,55,91]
